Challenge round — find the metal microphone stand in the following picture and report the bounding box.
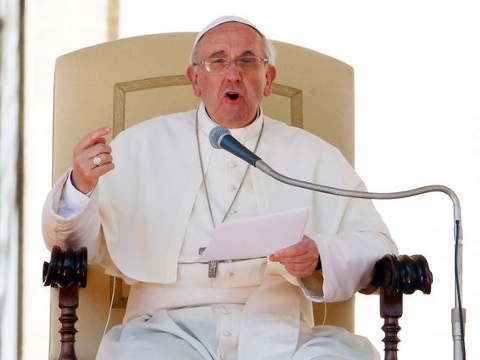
[255,159,466,360]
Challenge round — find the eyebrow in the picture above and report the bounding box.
[208,50,257,58]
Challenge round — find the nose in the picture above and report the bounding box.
[224,60,242,80]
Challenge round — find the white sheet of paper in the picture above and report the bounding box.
[197,208,309,261]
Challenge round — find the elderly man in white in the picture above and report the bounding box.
[42,15,397,360]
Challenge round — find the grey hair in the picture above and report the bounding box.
[190,27,276,66]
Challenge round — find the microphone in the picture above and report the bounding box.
[209,125,465,360]
[209,126,262,166]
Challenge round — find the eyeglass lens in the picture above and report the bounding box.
[205,56,266,73]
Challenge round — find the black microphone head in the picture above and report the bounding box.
[209,126,230,149]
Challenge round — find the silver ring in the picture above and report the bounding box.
[93,156,102,166]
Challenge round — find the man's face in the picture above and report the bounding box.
[187,22,276,128]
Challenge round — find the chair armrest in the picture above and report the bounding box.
[365,254,433,360]
[43,246,88,360]
[43,249,433,360]
[371,254,432,296]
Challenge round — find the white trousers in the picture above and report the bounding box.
[96,304,379,360]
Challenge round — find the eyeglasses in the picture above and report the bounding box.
[195,55,268,74]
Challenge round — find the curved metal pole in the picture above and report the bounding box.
[255,160,465,360]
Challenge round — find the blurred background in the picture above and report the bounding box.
[1,0,478,359]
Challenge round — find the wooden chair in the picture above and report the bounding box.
[42,33,433,360]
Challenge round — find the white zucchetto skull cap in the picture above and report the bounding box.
[190,15,265,63]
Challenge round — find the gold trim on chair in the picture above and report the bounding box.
[271,83,303,128]
[113,75,303,138]
[113,75,192,137]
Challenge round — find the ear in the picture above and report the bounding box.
[187,65,201,97]
[263,65,277,97]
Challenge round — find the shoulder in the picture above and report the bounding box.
[260,116,360,187]
[262,116,343,158]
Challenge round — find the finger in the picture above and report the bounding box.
[71,127,113,194]
[78,126,111,151]
[73,128,111,165]
[272,240,311,261]
[272,243,303,259]
[90,161,115,177]
[90,153,114,169]
[269,237,319,277]
[74,143,112,172]
[72,158,115,194]
[283,262,313,278]
[278,255,315,271]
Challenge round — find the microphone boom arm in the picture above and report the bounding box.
[209,125,465,359]
[255,159,465,360]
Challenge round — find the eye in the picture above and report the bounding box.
[206,58,230,72]
[238,56,257,65]
[237,56,262,71]
[210,58,229,65]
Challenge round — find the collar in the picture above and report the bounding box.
[197,102,264,143]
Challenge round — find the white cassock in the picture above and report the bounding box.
[43,103,397,359]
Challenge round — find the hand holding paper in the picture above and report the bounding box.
[268,235,320,278]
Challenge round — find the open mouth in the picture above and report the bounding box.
[226,92,240,100]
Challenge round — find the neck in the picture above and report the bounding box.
[205,107,261,129]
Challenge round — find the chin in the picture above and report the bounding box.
[220,118,252,129]
[217,110,253,128]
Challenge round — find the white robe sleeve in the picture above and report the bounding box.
[315,231,395,301]
[41,169,104,263]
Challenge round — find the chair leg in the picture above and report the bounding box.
[58,285,79,360]
[380,289,403,360]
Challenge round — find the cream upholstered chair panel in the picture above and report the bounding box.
[48,32,354,360]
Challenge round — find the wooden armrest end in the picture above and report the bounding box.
[43,246,88,360]
[368,254,433,359]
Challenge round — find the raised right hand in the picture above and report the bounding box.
[71,126,114,194]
